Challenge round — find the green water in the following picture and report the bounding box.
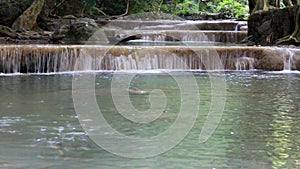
[0,71,299,169]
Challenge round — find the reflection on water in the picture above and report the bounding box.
[0,72,299,168]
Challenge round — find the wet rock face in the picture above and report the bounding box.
[248,6,297,45]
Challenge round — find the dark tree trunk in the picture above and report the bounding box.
[249,0,256,13]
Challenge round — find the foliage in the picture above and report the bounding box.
[80,0,97,14]
[204,1,218,13]
[160,0,248,17]
[99,0,128,15]
[175,0,199,14]
[4,0,249,19]
[217,0,248,18]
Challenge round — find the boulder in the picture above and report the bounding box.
[63,18,108,44]
[257,49,283,70]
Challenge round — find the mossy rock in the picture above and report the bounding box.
[63,18,108,44]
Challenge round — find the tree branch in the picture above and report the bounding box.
[108,0,130,19]
[92,7,108,16]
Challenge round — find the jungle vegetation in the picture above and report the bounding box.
[2,0,250,18]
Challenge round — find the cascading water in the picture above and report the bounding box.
[1,44,299,73]
[281,48,295,71]
[0,20,299,73]
[141,34,166,41]
[142,31,241,42]
[235,57,256,70]
[113,30,247,43]
[0,45,229,72]
[234,24,239,31]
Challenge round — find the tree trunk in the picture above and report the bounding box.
[12,0,45,32]
[249,0,256,13]
[252,0,271,13]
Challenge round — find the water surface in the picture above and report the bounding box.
[0,71,299,169]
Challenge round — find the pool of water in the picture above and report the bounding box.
[0,71,299,168]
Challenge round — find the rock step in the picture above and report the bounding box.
[104,30,247,43]
[0,45,298,73]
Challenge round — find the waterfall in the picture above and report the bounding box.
[235,57,256,70]
[141,34,166,41]
[1,45,298,73]
[182,33,209,42]
[234,24,239,31]
[0,45,197,73]
[135,31,247,43]
[281,48,295,71]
